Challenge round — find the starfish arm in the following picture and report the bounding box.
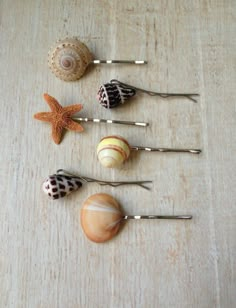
[43,93,63,112]
[64,119,84,132]
[51,122,64,144]
[63,104,83,116]
[34,112,54,122]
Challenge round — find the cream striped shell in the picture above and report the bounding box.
[48,38,93,81]
[81,193,123,243]
[97,135,131,168]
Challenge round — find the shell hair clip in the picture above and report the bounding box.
[97,135,202,168]
[81,193,192,243]
[48,38,147,81]
[42,169,152,200]
[34,94,149,144]
[97,79,199,109]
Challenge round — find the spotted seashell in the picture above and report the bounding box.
[81,193,123,243]
[42,174,82,200]
[48,38,93,81]
[97,83,136,108]
[97,135,131,168]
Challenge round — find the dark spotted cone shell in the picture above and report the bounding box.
[97,83,136,109]
[42,174,82,200]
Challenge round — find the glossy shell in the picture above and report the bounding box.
[81,193,123,243]
[97,135,131,168]
[42,174,82,200]
[97,82,136,108]
[48,38,93,81]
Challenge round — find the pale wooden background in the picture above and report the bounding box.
[0,1,235,307]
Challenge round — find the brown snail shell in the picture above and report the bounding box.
[48,38,93,81]
[81,193,123,243]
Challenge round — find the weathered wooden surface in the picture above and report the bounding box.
[0,1,235,307]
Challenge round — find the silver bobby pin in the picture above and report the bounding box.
[73,117,149,127]
[34,93,149,145]
[57,169,152,190]
[81,193,193,243]
[123,215,192,220]
[42,169,152,200]
[111,79,199,103]
[92,60,147,64]
[48,38,147,82]
[97,135,202,169]
[131,146,201,154]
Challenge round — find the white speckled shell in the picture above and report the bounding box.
[48,38,93,81]
[97,135,131,168]
[42,174,82,200]
[81,193,123,243]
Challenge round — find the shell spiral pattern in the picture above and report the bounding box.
[81,193,123,243]
[97,82,136,108]
[48,38,93,81]
[97,135,131,168]
[42,174,82,200]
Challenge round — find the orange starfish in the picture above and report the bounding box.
[34,94,84,144]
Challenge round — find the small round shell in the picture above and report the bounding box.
[97,135,131,168]
[48,38,93,81]
[81,193,123,243]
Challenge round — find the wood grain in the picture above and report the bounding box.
[0,0,235,307]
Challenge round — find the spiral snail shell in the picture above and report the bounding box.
[48,38,93,81]
[97,135,131,168]
[81,193,123,243]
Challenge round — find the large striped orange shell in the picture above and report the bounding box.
[81,193,123,243]
[48,38,93,81]
[97,135,131,168]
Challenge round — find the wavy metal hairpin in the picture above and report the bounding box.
[42,169,152,200]
[97,79,199,109]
